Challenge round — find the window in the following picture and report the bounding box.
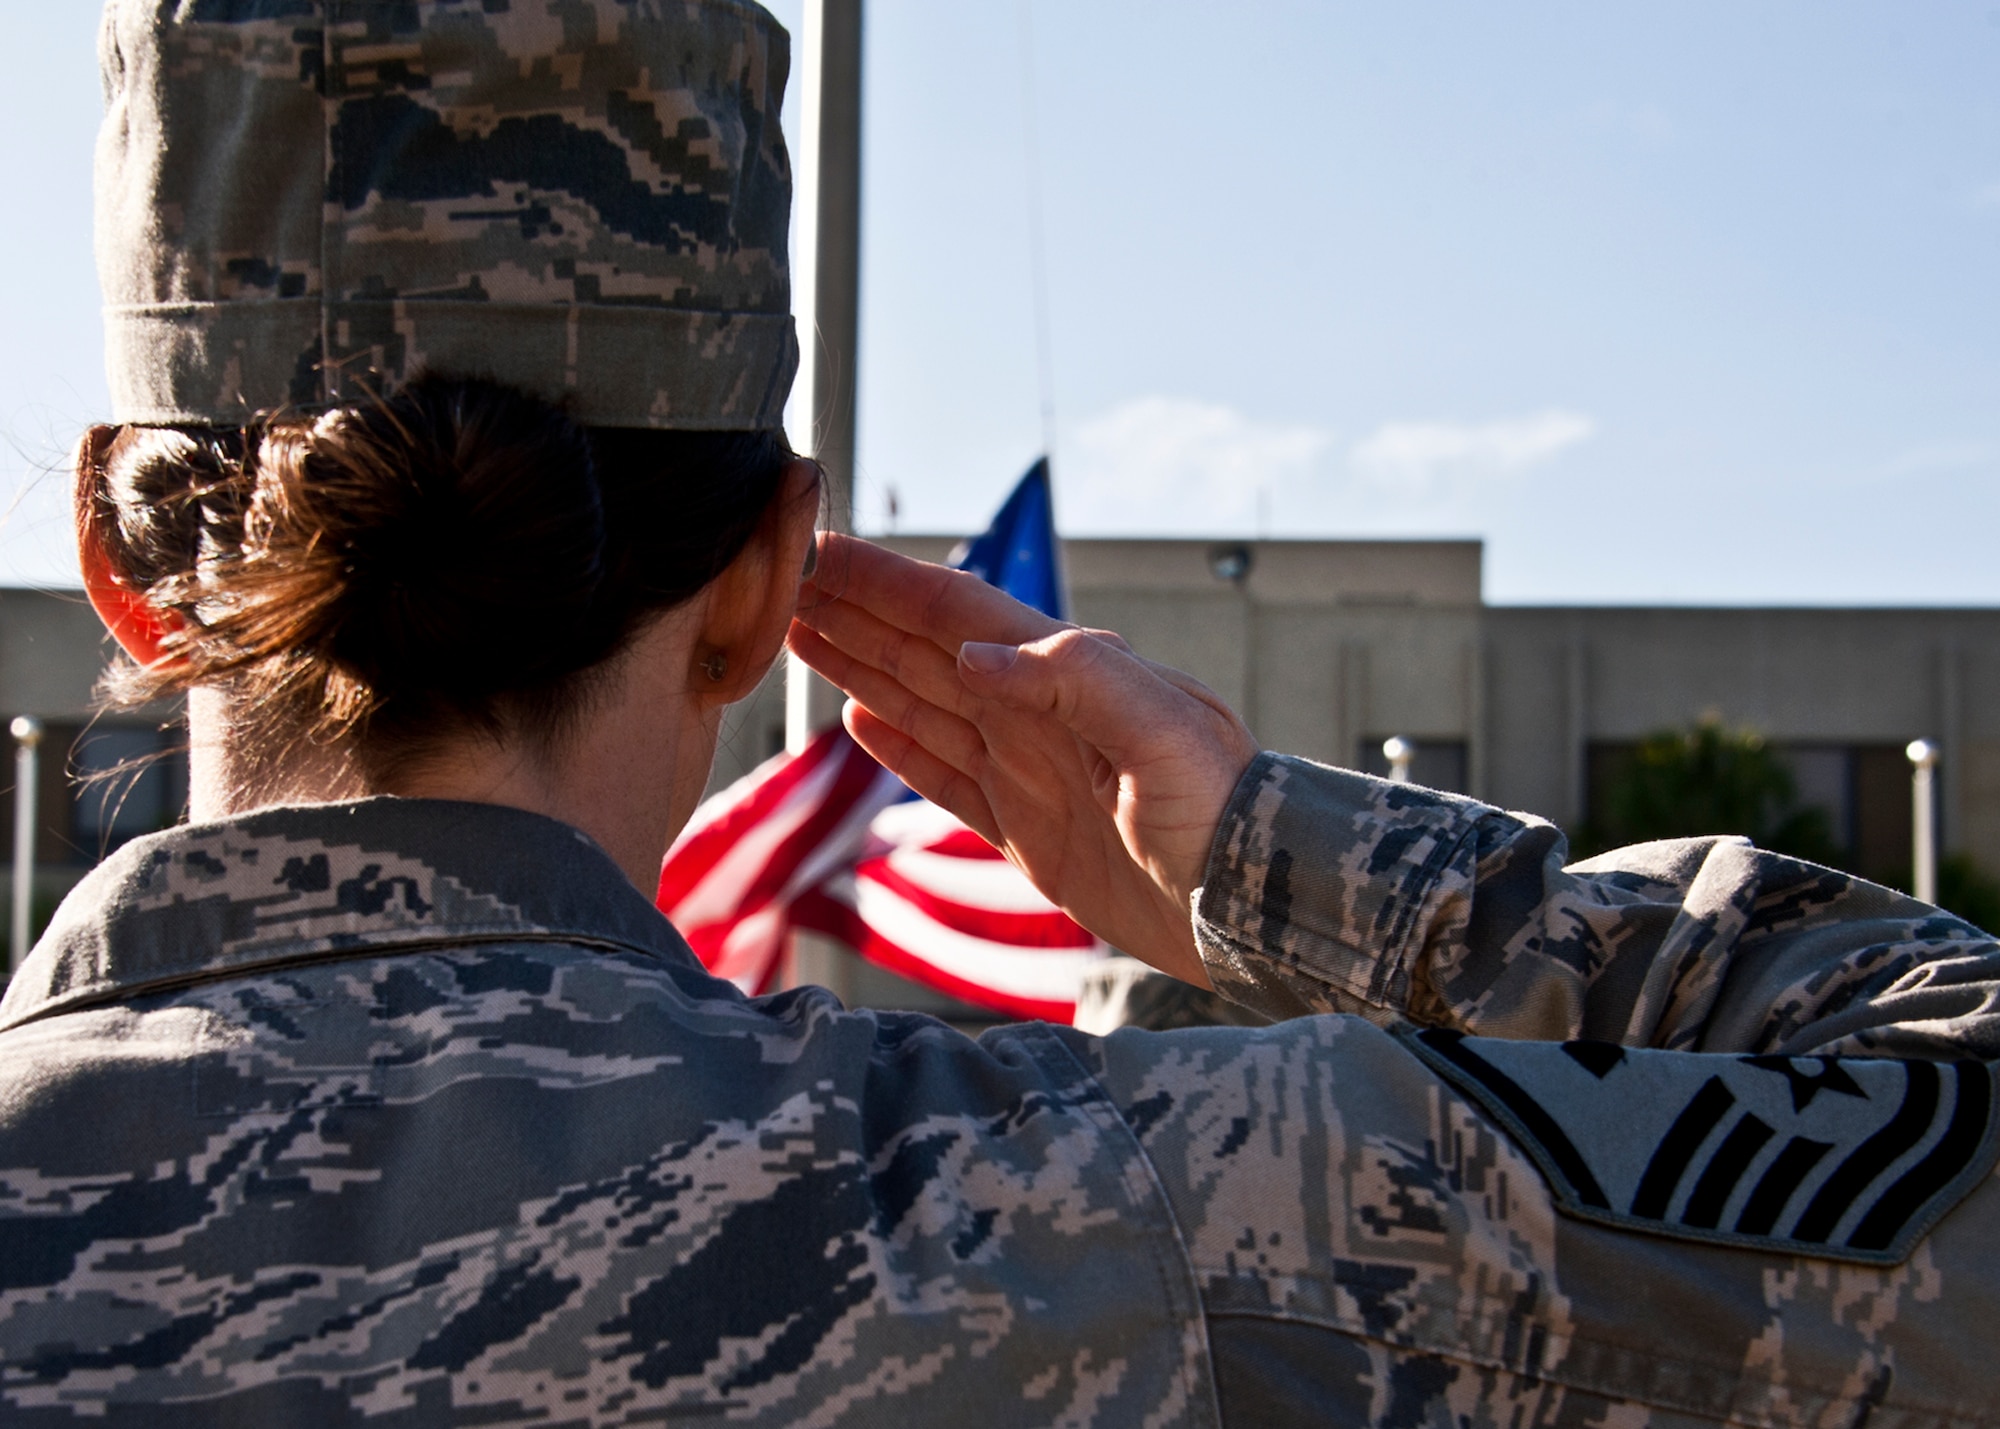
[70,726,188,860]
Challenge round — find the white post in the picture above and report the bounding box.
[9,717,42,974]
[1908,739,1940,905]
[1383,735,1415,785]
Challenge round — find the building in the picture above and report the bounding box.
[0,588,188,959]
[4,539,1995,989]
[719,537,1993,898]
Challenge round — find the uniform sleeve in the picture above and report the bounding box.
[1191,752,2000,1058]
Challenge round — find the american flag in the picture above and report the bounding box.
[655,726,905,994]
[658,726,1108,1021]
[789,791,1106,1023]
[656,459,1110,1020]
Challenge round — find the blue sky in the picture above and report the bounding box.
[3,2,1996,603]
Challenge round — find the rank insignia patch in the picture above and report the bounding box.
[1396,1026,2000,1264]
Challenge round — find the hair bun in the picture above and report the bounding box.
[84,374,794,775]
[88,426,249,592]
[248,374,613,713]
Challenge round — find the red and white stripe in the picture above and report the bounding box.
[657,727,907,992]
[661,727,1110,1018]
[789,798,1109,1023]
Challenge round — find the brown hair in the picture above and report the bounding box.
[77,372,800,787]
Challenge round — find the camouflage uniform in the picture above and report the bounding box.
[4,757,1998,1425]
[58,2,2000,1420]
[98,0,796,431]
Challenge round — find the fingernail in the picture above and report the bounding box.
[960,641,1018,675]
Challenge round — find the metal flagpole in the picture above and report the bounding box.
[9,717,42,974]
[785,0,863,757]
[784,0,864,995]
[1908,739,1939,905]
[1016,0,1056,467]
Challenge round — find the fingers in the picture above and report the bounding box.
[1132,655,1240,723]
[792,588,978,721]
[787,621,989,777]
[804,533,1065,649]
[956,626,1201,760]
[842,705,1003,847]
[1080,626,1136,657]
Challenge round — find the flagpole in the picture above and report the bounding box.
[1016,0,1057,467]
[785,0,864,997]
[8,718,40,976]
[786,0,862,757]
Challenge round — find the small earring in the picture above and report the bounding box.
[702,652,729,683]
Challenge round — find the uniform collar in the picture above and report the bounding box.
[0,797,696,1032]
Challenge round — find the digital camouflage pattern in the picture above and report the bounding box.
[98,0,797,430]
[1196,753,2000,1059]
[1073,955,1272,1035]
[1,766,1997,1425]
[0,800,1212,1425]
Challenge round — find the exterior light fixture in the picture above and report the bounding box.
[1208,544,1252,584]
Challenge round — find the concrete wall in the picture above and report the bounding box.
[15,562,1998,877]
[756,538,2000,887]
[708,536,1485,795]
[0,592,153,962]
[0,590,115,719]
[12,545,2000,995]
[1485,607,1997,867]
[870,537,1485,776]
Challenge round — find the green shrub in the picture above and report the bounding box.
[1578,718,2000,934]
[1581,720,1843,867]
[1935,853,2000,936]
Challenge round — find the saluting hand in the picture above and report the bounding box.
[787,533,1261,985]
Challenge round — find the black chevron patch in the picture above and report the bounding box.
[1396,1026,1999,1265]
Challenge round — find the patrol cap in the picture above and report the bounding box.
[96,0,797,431]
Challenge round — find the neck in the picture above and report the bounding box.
[186,686,369,818]
[182,612,719,892]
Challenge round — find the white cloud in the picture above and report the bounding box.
[1051,398,1598,537]
[1877,441,1995,478]
[1060,396,1333,533]
[1349,410,1595,490]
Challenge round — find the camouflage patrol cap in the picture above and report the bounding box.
[96,0,797,430]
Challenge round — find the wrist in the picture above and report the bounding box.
[1160,738,1264,914]
[1128,885,1212,989]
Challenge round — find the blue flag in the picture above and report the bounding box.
[950,458,1066,621]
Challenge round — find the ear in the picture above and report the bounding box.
[692,458,823,700]
[76,430,177,669]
